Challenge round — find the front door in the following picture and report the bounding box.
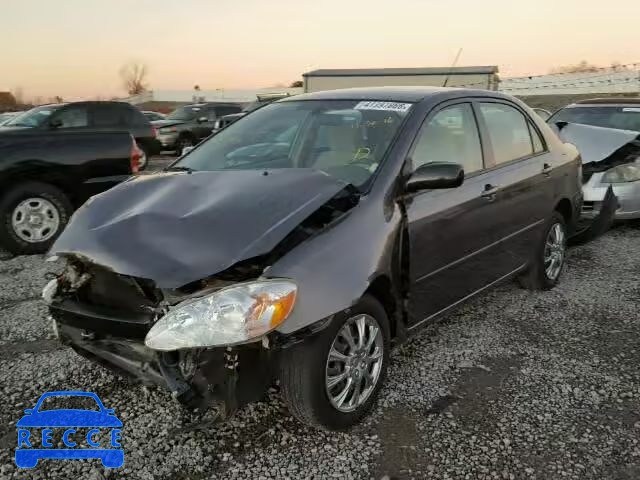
[404,102,515,329]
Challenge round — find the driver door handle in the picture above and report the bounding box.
[481,184,499,201]
[542,163,553,175]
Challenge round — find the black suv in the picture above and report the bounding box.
[0,101,160,169]
[153,103,243,154]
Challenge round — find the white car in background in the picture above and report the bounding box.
[549,98,640,220]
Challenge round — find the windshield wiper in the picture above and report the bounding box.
[164,165,195,173]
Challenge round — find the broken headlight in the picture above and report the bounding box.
[601,162,640,183]
[144,280,297,351]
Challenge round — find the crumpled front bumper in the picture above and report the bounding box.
[50,299,273,414]
[582,174,640,220]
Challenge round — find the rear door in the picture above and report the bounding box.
[405,101,516,328]
[473,100,555,271]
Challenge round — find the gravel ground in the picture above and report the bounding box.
[0,188,639,478]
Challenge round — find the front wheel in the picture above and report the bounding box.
[279,295,390,430]
[0,182,73,255]
[519,212,567,290]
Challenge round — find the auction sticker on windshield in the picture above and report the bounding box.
[15,391,124,469]
[354,101,412,112]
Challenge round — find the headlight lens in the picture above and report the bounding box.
[144,280,297,351]
[601,162,640,183]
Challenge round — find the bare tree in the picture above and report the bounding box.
[120,61,149,95]
[610,61,630,72]
[550,60,600,74]
[289,80,303,88]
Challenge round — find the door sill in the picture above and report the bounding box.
[407,264,527,332]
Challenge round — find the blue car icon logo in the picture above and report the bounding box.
[15,391,123,468]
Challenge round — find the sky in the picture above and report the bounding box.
[1,0,639,101]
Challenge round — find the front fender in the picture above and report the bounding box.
[267,197,403,334]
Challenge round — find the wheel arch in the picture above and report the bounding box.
[554,197,573,225]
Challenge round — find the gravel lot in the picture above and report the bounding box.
[0,165,639,478]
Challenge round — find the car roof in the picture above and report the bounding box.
[279,86,510,103]
[572,97,640,106]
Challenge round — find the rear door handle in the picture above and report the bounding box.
[481,184,499,200]
[542,163,553,175]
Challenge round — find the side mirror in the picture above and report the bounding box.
[197,116,208,123]
[406,162,464,193]
[181,146,195,155]
[49,118,63,129]
[24,409,34,414]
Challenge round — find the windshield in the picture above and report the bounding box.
[166,106,204,121]
[6,104,62,127]
[175,100,413,188]
[550,106,640,132]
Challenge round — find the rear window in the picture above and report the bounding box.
[550,106,640,132]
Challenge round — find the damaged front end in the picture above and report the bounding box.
[46,257,290,417]
[553,122,640,242]
[44,169,361,417]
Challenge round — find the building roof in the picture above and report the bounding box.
[303,66,499,77]
[573,97,640,105]
[280,86,506,103]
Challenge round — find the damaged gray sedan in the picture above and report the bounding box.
[44,87,583,430]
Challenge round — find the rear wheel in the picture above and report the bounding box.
[175,135,195,156]
[136,142,150,170]
[519,212,567,290]
[0,182,73,255]
[279,295,390,430]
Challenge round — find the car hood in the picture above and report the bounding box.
[152,119,186,129]
[50,169,350,287]
[16,410,123,428]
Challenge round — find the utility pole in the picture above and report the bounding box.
[442,48,463,88]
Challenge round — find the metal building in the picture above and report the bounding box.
[303,66,499,93]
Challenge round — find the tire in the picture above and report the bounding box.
[0,182,73,255]
[175,135,195,156]
[518,211,567,290]
[136,142,150,171]
[279,295,390,430]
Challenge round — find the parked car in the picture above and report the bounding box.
[212,93,292,132]
[142,111,166,122]
[0,129,140,254]
[2,102,160,169]
[548,98,640,219]
[0,111,22,125]
[153,103,243,154]
[47,87,582,430]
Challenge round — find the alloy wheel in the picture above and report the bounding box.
[325,314,384,413]
[544,222,566,281]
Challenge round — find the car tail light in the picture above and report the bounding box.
[130,138,141,174]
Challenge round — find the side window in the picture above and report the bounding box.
[412,103,484,174]
[52,106,88,128]
[478,103,534,164]
[92,104,129,127]
[528,122,545,153]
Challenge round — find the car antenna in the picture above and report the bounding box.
[442,48,463,87]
